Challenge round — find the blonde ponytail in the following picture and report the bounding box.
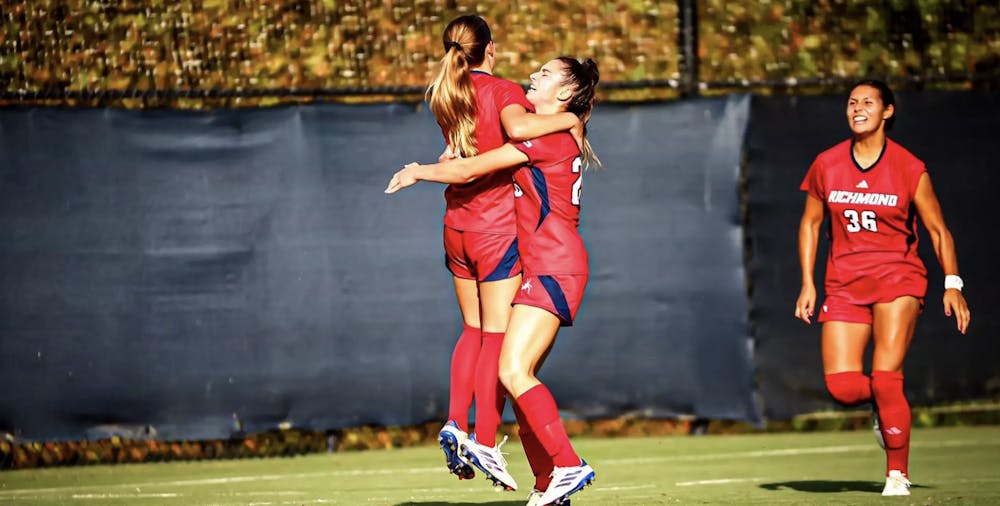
[427,45,478,157]
[425,15,492,157]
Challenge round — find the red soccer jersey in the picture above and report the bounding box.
[800,138,928,303]
[442,71,532,234]
[511,132,588,276]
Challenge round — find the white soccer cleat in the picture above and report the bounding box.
[526,489,543,506]
[537,460,595,505]
[872,408,886,449]
[460,434,518,491]
[527,488,570,505]
[881,470,911,496]
[438,421,475,480]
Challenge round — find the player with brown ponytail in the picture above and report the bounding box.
[424,15,582,492]
[388,56,602,506]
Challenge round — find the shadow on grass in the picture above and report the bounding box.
[760,480,929,494]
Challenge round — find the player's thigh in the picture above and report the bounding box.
[444,227,482,327]
[871,295,921,373]
[478,274,521,333]
[452,276,481,328]
[499,304,561,397]
[821,321,872,374]
[444,226,474,279]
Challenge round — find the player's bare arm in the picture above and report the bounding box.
[499,104,579,141]
[795,194,825,324]
[385,144,529,194]
[913,172,970,334]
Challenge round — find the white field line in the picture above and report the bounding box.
[245,501,333,506]
[607,444,862,465]
[72,493,179,498]
[676,477,764,487]
[1,437,996,498]
[228,501,333,506]
[215,491,305,496]
[0,496,334,506]
[57,489,307,503]
[593,484,658,492]
[604,438,1000,466]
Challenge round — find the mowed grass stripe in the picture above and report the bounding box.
[5,430,996,494]
[1,425,998,505]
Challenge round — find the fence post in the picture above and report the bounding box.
[677,0,699,97]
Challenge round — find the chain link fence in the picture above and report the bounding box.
[0,0,997,108]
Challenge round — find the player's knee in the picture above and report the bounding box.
[497,367,519,394]
[479,323,508,338]
[478,308,512,334]
[498,362,531,396]
[824,371,871,406]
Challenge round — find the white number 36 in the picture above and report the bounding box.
[844,209,877,233]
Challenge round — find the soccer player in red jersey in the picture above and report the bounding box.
[387,56,600,506]
[795,80,971,496]
[425,15,581,490]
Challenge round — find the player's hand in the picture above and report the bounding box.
[943,289,970,334]
[438,147,458,163]
[385,163,420,194]
[795,284,817,324]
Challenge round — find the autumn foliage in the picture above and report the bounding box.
[1,1,996,107]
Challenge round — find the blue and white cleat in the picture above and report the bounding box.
[537,460,594,505]
[460,433,518,491]
[438,421,475,480]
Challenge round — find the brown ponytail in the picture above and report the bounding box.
[426,15,492,157]
[556,57,601,168]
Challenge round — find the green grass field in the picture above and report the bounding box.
[2,425,998,505]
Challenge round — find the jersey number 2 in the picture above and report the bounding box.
[571,157,582,206]
[844,209,877,232]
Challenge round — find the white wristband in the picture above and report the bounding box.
[945,275,963,291]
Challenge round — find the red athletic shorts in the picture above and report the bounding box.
[819,293,925,325]
[513,274,588,326]
[819,267,926,324]
[443,226,521,282]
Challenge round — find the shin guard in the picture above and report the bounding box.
[871,370,910,476]
[447,324,481,431]
[472,331,505,445]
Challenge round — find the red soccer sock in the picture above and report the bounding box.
[514,402,553,491]
[871,370,910,476]
[824,371,872,406]
[515,384,580,468]
[447,324,481,432]
[472,331,505,445]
